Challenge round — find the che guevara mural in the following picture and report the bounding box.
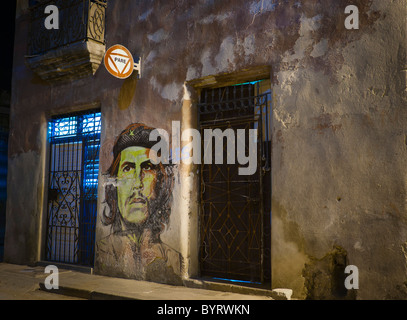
[95,123,183,285]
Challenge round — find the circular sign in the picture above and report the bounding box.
[104,44,134,79]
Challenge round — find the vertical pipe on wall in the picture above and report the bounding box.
[37,114,50,263]
[178,83,199,279]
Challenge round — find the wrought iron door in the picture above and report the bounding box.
[46,110,101,267]
[199,82,271,284]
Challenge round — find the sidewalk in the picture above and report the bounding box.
[0,263,80,300]
[0,263,288,300]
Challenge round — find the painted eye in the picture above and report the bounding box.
[142,162,154,171]
[122,163,134,173]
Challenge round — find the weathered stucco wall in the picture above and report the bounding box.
[269,1,407,299]
[5,0,407,299]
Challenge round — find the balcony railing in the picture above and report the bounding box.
[26,0,107,83]
[28,0,106,56]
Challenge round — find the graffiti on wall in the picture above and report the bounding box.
[96,123,183,284]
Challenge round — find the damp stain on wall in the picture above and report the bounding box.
[118,72,138,110]
[302,245,357,300]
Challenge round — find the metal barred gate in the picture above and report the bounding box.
[198,81,271,285]
[46,109,101,267]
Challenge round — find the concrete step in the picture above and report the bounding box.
[35,260,93,274]
[37,267,278,300]
[183,278,292,300]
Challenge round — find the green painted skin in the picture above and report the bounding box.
[117,146,157,225]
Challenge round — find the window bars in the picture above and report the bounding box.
[198,81,271,284]
[46,109,101,267]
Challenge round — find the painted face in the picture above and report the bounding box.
[117,146,158,224]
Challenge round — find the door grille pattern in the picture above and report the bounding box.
[198,82,271,284]
[46,109,101,266]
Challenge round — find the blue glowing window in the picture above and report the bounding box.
[50,117,78,138]
[82,114,101,134]
[213,277,262,285]
[48,110,101,192]
[232,79,263,86]
[49,112,101,139]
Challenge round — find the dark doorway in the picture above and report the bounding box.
[198,81,271,285]
[0,110,8,262]
[45,109,101,267]
[0,0,15,263]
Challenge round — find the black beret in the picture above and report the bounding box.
[112,123,156,160]
[108,123,157,175]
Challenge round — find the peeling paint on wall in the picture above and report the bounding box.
[313,113,342,134]
[150,77,182,102]
[147,29,169,43]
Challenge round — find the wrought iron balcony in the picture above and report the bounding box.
[25,0,107,83]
